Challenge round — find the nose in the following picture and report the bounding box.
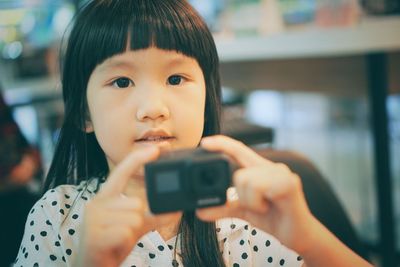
[136,93,170,122]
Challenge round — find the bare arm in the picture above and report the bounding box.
[299,216,371,267]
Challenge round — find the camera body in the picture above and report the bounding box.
[145,148,232,214]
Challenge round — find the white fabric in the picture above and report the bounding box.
[15,180,304,267]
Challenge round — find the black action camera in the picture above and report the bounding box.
[144,148,232,214]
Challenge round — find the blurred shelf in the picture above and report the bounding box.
[221,119,274,146]
[2,77,61,107]
[216,16,400,62]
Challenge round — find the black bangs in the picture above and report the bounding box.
[127,0,218,72]
[70,0,217,80]
[65,1,129,93]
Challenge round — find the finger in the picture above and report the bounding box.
[103,196,145,212]
[244,182,268,213]
[100,212,145,228]
[99,146,160,197]
[196,191,243,222]
[260,163,301,201]
[233,171,248,211]
[98,212,159,239]
[234,168,269,213]
[236,164,301,208]
[101,225,137,251]
[200,135,267,167]
[144,211,182,229]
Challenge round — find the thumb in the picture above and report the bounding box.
[196,188,242,221]
[98,146,159,198]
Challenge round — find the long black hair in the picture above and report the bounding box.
[45,0,224,266]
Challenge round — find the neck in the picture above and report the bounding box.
[156,218,181,241]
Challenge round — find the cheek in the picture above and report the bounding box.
[173,92,205,147]
[180,111,204,137]
[89,102,135,163]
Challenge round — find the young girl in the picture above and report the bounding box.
[15,0,372,266]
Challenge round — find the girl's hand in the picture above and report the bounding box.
[196,135,316,254]
[74,146,179,267]
[197,135,373,267]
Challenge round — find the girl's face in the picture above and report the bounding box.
[86,47,206,169]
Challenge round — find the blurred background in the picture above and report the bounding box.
[0,0,399,266]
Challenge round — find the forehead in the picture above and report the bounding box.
[95,47,201,72]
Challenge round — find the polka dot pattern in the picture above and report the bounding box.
[14,181,304,267]
[14,182,95,266]
[216,218,304,267]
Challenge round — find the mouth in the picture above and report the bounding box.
[135,136,176,143]
[136,129,176,144]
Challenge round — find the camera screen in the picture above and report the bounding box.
[155,170,180,193]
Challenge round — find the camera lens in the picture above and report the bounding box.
[190,158,230,198]
[199,169,217,187]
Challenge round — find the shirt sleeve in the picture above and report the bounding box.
[248,225,304,267]
[218,218,304,267]
[14,191,67,266]
[14,184,90,267]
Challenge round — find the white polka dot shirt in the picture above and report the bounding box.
[14,180,304,267]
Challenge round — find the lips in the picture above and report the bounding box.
[136,136,175,142]
[135,129,176,143]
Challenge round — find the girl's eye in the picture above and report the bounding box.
[112,77,133,88]
[168,75,184,86]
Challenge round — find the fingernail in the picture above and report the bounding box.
[201,137,213,145]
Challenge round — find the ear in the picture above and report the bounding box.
[84,109,94,133]
[84,118,94,133]
[85,121,94,133]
